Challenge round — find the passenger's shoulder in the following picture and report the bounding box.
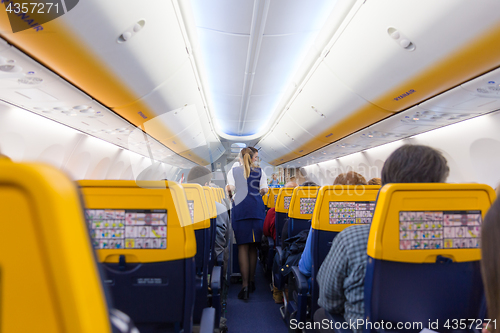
[215,201,227,213]
[337,224,371,241]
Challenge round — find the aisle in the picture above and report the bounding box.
[224,264,288,333]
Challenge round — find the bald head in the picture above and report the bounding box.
[285,181,298,188]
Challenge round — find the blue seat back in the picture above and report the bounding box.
[287,186,320,240]
[365,183,495,332]
[79,180,197,332]
[204,187,219,269]
[310,185,380,316]
[275,187,295,246]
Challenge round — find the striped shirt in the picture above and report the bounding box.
[317,225,370,333]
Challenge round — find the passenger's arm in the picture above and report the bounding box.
[316,232,348,314]
[259,169,269,196]
[226,169,235,198]
[298,227,313,277]
[215,203,230,251]
[263,208,275,237]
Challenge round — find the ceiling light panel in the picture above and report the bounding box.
[323,0,500,112]
[191,0,254,34]
[190,0,339,136]
[196,29,249,97]
[214,119,262,136]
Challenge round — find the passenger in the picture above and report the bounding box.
[298,172,367,285]
[187,166,230,264]
[263,181,298,243]
[481,195,500,333]
[317,145,449,332]
[333,171,367,185]
[269,173,279,186]
[299,167,323,185]
[367,177,382,185]
[227,147,268,300]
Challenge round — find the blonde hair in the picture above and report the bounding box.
[240,147,258,179]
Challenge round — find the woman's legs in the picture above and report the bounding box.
[249,243,258,284]
[238,244,249,288]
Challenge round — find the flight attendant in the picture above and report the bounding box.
[227,147,268,300]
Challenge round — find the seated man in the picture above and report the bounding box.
[187,166,229,264]
[317,145,449,332]
[298,172,367,285]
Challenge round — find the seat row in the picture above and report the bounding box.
[263,183,496,332]
[0,160,227,333]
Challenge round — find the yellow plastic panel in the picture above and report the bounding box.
[0,161,111,333]
[263,192,270,206]
[288,186,320,219]
[214,187,223,203]
[203,186,217,219]
[78,180,196,264]
[311,185,381,232]
[266,188,281,209]
[367,183,496,263]
[181,184,211,231]
[275,187,296,213]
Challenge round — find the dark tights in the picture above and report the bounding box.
[238,242,258,288]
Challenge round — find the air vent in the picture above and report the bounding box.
[18,77,43,84]
[117,19,146,43]
[0,64,22,72]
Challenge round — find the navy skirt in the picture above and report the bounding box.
[233,218,263,245]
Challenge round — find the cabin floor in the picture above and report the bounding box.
[224,263,288,333]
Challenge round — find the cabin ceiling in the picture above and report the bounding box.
[188,0,338,137]
[0,0,499,168]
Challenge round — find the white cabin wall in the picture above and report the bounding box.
[0,102,180,180]
[303,110,500,189]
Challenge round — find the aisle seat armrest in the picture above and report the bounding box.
[199,307,216,333]
[275,246,283,260]
[291,266,308,295]
[267,237,274,249]
[314,308,352,333]
[216,252,224,267]
[210,265,222,294]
